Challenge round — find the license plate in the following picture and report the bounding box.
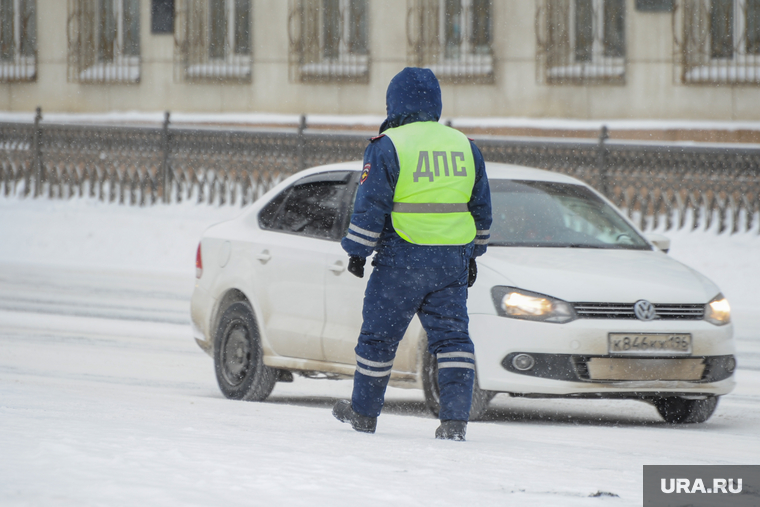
[608,333,692,355]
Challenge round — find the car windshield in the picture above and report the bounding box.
[489,179,650,250]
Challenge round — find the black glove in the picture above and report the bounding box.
[467,258,477,288]
[348,256,366,278]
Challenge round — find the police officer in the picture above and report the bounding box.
[332,67,492,441]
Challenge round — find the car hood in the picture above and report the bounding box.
[479,247,720,304]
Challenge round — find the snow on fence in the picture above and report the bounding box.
[1,111,759,234]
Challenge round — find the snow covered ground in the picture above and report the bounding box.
[1,194,759,507]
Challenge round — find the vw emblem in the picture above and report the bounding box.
[634,300,657,321]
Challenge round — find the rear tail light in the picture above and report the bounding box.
[196,243,203,279]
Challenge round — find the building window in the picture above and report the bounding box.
[175,0,251,82]
[676,0,760,84]
[67,0,141,83]
[152,0,174,34]
[288,0,369,83]
[0,0,36,81]
[537,0,626,85]
[407,0,493,83]
[635,0,674,11]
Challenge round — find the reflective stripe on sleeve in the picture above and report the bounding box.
[356,355,394,368]
[345,233,377,248]
[474,239,489,245]
[356,365,392,377]
[392,202,469,213]
[476,230,490,236]
[437,351,476,361]
[437,362,476,370]
[349,224,381,238]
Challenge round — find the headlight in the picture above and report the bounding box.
[704,294,731,326]
[491,287,576,324]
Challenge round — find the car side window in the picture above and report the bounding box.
[258,190,289,230]
[341,177,360,238]
[259,171,353,241]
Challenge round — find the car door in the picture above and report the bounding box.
[321,176,419,374]
[321,174,368,364]
[251,171,353,361]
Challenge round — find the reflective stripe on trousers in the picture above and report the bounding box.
[355,354,393,378]
[437,351,476,370]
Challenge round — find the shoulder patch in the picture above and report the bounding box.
[369,134,386,142]
[360,163,371,185]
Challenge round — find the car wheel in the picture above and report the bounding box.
[214,301,276,401]
[652,396,719,424]
[422,346,495,421]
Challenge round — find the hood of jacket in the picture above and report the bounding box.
[379,67,442,133]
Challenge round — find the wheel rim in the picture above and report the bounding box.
[221,323,251,386]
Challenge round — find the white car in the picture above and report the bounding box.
[190,161,736,424]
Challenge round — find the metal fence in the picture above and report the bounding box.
[476,131,760,234]
[1,111,759,234]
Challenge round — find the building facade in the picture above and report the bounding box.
[0,0,758,120]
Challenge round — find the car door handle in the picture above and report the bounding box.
[328,261,345,274]
[256,250,271,263]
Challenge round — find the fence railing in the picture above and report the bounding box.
[476,130,760,234]
[1,111,759,234]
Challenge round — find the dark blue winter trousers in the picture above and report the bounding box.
[351,263,476,422]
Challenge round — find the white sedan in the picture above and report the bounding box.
[190,161,736,423]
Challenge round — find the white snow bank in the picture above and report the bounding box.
[2,110,759,132]
[450,117,760,132]
[0,195,241,276]
[0,111,385,128]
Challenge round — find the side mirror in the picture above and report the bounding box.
[646,233,671,254]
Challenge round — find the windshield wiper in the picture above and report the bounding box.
[565,244,608,249]
[489,242,608,248]
[488,242,644,249]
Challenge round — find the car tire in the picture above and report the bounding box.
[652,396,719,424]
[422,346,495,421]
[214,301,276,402]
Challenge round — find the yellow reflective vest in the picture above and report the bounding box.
[384,121,477,245]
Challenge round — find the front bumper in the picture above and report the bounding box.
[470,314,737,397]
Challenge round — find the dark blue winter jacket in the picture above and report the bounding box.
[341,68,492,268]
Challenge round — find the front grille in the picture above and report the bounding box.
[573,303,705,320]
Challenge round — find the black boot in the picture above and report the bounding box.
[435,420,467,441]
[332,400,377,434]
